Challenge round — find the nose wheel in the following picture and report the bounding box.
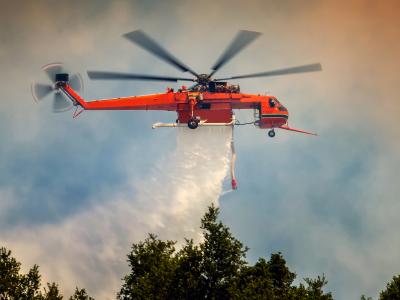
[188,118,199,129]
[268,129,275,138]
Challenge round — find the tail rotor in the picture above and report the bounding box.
[31,63,83,112]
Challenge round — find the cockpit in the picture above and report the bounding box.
[269,97,287,111]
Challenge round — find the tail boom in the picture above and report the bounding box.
[61,84,89,109]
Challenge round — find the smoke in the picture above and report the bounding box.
[2,127,232,299]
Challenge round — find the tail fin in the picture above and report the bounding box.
[279,125,318,136]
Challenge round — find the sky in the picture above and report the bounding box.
[1,0,400,299]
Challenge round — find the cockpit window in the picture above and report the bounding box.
[269,98,276,108]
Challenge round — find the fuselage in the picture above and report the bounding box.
[175,86,289,129]
[62,82,289,130]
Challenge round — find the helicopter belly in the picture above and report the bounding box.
[258,114,288,129]
[177,109,233,124]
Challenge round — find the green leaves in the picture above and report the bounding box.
[379,275,400,300]
[0,247,93,300]
[118,205,333,300]
[199,204,248,300]
[118,234,177,300]
[7,204,400,299]
[69,287,94,300]
[43,283,63,300]
[0,247,22,299]
[0,247,43,300]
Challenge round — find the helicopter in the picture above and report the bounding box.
[31,29,322,190]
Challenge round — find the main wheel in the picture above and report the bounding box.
[188,118,199,129]
[268,129,275,138]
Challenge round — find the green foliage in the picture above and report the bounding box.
[0,247,43,299]
[69,287,94,300]
[118,234,177,300]
[230,258,276,299]
[169,239,203,299]
[379,275,400,300]
[3,205,400,299]
[0,247,93,300]
[43,283,63,300]
[118,204,333,300]
[303,275,333,300]
[199,204,248,299]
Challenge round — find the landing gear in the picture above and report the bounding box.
[187,96,199,129]
[188,118,199,129]
[268,129,275,138]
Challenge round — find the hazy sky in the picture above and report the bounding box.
[1,0,400,299]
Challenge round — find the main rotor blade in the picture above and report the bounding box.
[210,30,262,77]
[216,63,322,80]
[123,30,199,77]
[53,93,72,113]
[87,71,195,82]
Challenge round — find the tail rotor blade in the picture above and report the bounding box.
[42,62,65,83]
[53,93,72,113]
[31,82,53,102]
[210,30,261,77]
[33,63,81,113]
[69,73,84,92]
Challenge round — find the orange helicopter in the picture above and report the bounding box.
[31,30,322,190]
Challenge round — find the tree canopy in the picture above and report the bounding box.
[379,275,400,300]
[118,204,333,299]
[0,247,93,300]
[2,205,400,299]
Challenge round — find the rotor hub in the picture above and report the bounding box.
[55,73,69,82]
[196,74,211,86]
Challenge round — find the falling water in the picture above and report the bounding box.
[2,126,232,299]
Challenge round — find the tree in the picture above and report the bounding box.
[118,205,333,299]
[0,247,43,299]
[199,204,248,299]
[169,239,203,299]
[2,205,335,299]
[379,275,400,300]
[230,258,276,299]
[6,205,400,299]
[118,234,177,300]
[266,253,296,296]
[0,247,93,300]
[43,283,63,300]
[303,275,333,300]
[69,287,94,300]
